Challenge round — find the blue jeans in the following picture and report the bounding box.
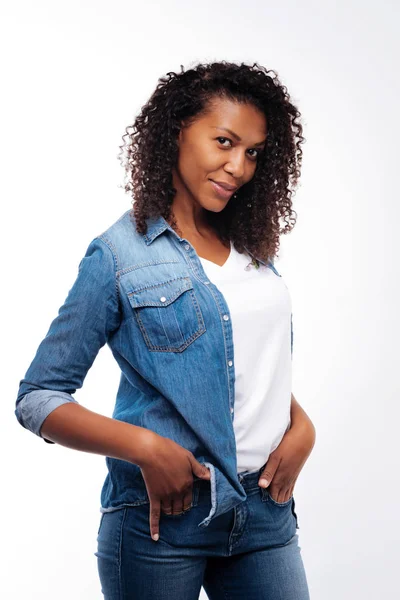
[95,466,310,599]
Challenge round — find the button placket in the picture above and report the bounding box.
[183,238,236,422]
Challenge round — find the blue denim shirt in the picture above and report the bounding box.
[15,209,293,528]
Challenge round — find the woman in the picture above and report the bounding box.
[15,61,315,599]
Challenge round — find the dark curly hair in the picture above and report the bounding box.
[117,60,305,264]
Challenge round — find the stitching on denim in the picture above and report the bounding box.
[98,234,121,304]
[128,276,191,296]
[118,508,127,598]
[132,287,206,352]
[135,310,206,352]
[119,260,181,276]
[128,279,191,303]
[228,502,237,555]
[100,498,152,511]
[143,225,168,243]
[267,491,294,506]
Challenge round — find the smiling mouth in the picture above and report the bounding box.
[209,180,237,199]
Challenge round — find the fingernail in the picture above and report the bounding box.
[259,478,269,487]
[152,533,159,541]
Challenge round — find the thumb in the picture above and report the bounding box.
[191,457,211,480]
[258,454,280,488]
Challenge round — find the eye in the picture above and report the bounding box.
[247,148,261,159]
[216,136,231,147]
[216,137,262,160]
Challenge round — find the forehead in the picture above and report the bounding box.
[198,98,267,135]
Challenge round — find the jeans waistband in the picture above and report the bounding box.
[194,463,267,494]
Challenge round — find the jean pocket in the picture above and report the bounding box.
[261,488,300,529]
[261,487,294,506]
[126,275,206,352]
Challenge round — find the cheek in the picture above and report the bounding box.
[184,147,216,179]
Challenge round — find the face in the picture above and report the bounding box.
[171,97,267,218]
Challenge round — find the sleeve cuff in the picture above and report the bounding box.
[16,390,79,441]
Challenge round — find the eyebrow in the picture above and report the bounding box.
[211,126,267,146]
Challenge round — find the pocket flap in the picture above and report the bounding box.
[127,277,194,309]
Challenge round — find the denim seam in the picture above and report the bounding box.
[119,260,181,276]
[98,234,121,304]
[100,499,151,512]
[228,501,237,555]
[128,276,191,297]
[118,508,127,599]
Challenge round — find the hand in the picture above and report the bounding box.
[258,420,316,503]
[139,433,211,542]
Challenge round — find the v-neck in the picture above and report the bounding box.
[198,241,233,268]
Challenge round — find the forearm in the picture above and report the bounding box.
[40,401,157,468]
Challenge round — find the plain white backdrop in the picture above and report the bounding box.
[2,1,399,598]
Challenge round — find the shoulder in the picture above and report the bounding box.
[94,208,147,272]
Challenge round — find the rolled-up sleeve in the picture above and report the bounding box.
[15,236,121,443]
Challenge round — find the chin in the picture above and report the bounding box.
[202,197,230,212]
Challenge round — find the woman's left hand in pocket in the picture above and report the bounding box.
[258,419,316,503]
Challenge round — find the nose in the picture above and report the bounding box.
[223,151,247,179]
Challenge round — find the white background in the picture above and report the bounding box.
[2,1,399,598]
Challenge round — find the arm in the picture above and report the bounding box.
[290,393,315,434]
[15,236,150,458]
[14,235,160,465]
[15,236,119,443]
[39,401,156,467]
[258,394,316,497]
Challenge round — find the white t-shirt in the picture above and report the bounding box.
[198,241,292,474]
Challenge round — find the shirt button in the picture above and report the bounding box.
[204,281,210,285]
[230,407,234,413]
[223,314,229,321]
[228,360,233,366]
[184,244,190,250]
[160,297,166,302]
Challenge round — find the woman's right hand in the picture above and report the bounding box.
[139,433,211,541]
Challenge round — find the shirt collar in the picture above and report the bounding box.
[142,213,269,267]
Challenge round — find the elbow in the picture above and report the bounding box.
[14,389,78,443]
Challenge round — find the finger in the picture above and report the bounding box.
[161,496,173,515]
[270,486,280,502]
[182,488,193,512]
[281,482,295,502]
[271,486,285,503]
[259,454,281,487]
[171,495,183,515]
[149,497,161,541]
[276,486,293,503]
[171,492,191,515]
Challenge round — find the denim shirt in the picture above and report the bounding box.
[15,209,293,528]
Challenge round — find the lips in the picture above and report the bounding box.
[210,179,238,191]
[209,180,237,199]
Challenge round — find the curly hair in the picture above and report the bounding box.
[117,60,305,264]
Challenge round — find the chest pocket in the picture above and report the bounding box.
[124,272,206,352]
